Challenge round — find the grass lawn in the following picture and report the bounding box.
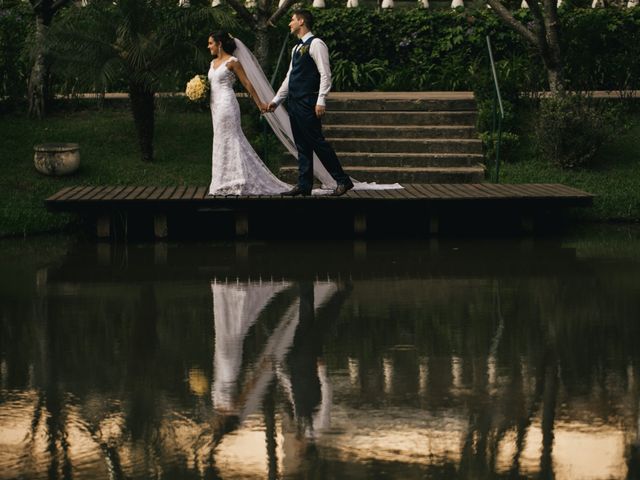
[494,110,640,222]
[1,104,638,237]
[0,104,281,237]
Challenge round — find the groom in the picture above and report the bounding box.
[267,9,353,197]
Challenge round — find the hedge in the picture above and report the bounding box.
[1,4,638,104]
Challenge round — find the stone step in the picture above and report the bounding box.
[323,110,478,126]
[323,124,479,139]
[332,152,484,168]
[282,152,483,168]
[326,97,477,112]
[279,165,486,184]
[327,138,483,155]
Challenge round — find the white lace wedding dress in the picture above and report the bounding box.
[208,57,291,195]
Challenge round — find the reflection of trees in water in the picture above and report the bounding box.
[327,274,640,478]
[2,260,640,478]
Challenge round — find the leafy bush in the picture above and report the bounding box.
[535,94,621,169]
[1,5,639,104]
[0,3,32,108]
[480,130,520,165]
[331,55,388,91]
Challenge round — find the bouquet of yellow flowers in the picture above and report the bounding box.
[185,75,209,102]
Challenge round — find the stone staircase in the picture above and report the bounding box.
[279,92,486,184]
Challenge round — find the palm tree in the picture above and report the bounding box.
[27,0,74,119]
[51,0,234,162]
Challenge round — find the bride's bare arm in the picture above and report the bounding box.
[228,60,267,112]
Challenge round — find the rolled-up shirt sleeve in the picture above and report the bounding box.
[309,39,332,107]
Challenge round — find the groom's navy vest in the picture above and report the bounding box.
[288,37,320,100]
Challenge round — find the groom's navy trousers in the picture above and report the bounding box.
[288,95,351,191]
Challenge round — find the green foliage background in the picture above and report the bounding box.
[1,4,639,103]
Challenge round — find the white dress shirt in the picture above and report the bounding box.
[271,32,332,107]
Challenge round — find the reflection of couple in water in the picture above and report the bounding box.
[210,277,351,451]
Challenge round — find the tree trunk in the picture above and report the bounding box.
[254,24,270,71]
[546,67,563,94]
[129,84,155,162]
[28,16,49,119]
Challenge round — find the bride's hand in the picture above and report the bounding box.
[258,102,268,113]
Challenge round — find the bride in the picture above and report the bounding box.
[207,31,401,195]
[207,31,291,195]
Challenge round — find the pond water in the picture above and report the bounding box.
[1,227,640,479]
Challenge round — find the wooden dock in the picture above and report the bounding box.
[45,183,594,239]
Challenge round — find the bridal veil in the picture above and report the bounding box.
[233,38,402,191]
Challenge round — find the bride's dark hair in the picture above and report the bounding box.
[210,31,237,54]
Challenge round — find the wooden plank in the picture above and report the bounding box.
[102,186,127,201]
[535,183,576,197]
[412,184,442,199]
[112,186,137,200]
[125,186,147,200]
[520,184,559,197]
[408,184,432,197]
[153,186,171,199]
[393,186,417,199]
[424,184,453,198]
[46,186,78,202]
[182,186,198,200]
[463,184,494,198]
[451,184,484,198]
[67,186,96,201]
[60,185,89,201]
[352,189,378,199]
[81,186,109,201]
[400,184,422,199]
[194,187,208,200]
[446,184,481,199]
[376,189,397,200]
[384,187,409,200]
[349,189,368,199]
[493,183,530,198]
[159,186,177,200]
[472,183,514,198]
[488,183,528,198]
[138,186,162,201]
[146,186,166,201]
[555,184,593,197]
[91,185,118,201]
[133,186,156,200]
[170,186,187,200]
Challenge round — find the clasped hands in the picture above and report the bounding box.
[260,102,276,114]
[260,102,326,118]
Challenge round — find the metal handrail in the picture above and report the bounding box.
[486,36,504,183]
[262,30,291,163]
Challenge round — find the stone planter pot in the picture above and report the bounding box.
[34,143,80,176]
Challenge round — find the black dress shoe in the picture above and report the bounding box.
[331,182,354,197]
[281,186,312,196]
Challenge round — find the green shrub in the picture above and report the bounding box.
[480,130,520,165]
[0,3,32,108]
[331,55,388,91]
[535,94,620,169]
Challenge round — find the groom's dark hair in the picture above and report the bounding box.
[293,9,314,30]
